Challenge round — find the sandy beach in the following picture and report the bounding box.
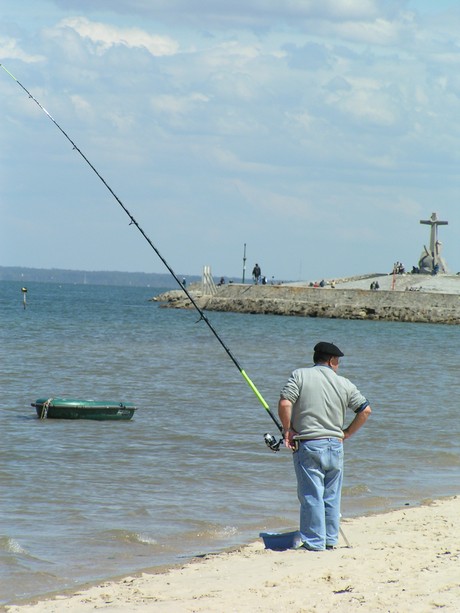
[5,496,460,613]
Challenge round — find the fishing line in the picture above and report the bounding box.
[1,64,283,449]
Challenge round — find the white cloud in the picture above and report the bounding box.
[233,179,315,220]
[150,92,209,116]
[51,0,382,29]
[327,84,399,127]
[326,17,402,46]
[54,16,179,56]
[0,36,45,63]
[69,94,92,115]
[285,110,315,131]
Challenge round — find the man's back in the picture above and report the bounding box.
[280,365,367,439]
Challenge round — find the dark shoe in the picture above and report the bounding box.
[301,543,324,551]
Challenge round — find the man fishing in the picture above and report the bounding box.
[278,341,372,551]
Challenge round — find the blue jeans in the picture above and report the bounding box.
[293,438,344,550]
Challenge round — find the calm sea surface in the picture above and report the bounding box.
[1,280,459,604]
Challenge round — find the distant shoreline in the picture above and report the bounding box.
[0,266,201,288]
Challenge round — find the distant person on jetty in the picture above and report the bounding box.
[252,263,261,284]
[278,341,372,551]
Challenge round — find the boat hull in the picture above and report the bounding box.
[32,398,136,420]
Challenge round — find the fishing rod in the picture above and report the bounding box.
[1,64,284,451]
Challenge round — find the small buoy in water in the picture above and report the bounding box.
[21,287,27,309]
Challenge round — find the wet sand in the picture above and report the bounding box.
[5,496,460,613]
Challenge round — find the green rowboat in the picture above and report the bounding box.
[32,398,136,420]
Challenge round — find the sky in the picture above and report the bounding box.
[1,1,460,282]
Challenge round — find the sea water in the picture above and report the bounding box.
[1,280,460,604]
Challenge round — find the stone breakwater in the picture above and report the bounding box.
[153,282,460,324]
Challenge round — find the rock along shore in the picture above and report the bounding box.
[152,274,460,325]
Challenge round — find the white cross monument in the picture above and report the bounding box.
[418,212,448,274]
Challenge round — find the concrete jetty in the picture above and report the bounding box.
[153,273,460,325]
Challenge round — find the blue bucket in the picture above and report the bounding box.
[259,530,303,551]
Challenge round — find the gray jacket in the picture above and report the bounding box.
[280,364,368,439]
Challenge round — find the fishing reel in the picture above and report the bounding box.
[264,432,283,452]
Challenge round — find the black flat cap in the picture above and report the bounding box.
[314,341,344,357]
